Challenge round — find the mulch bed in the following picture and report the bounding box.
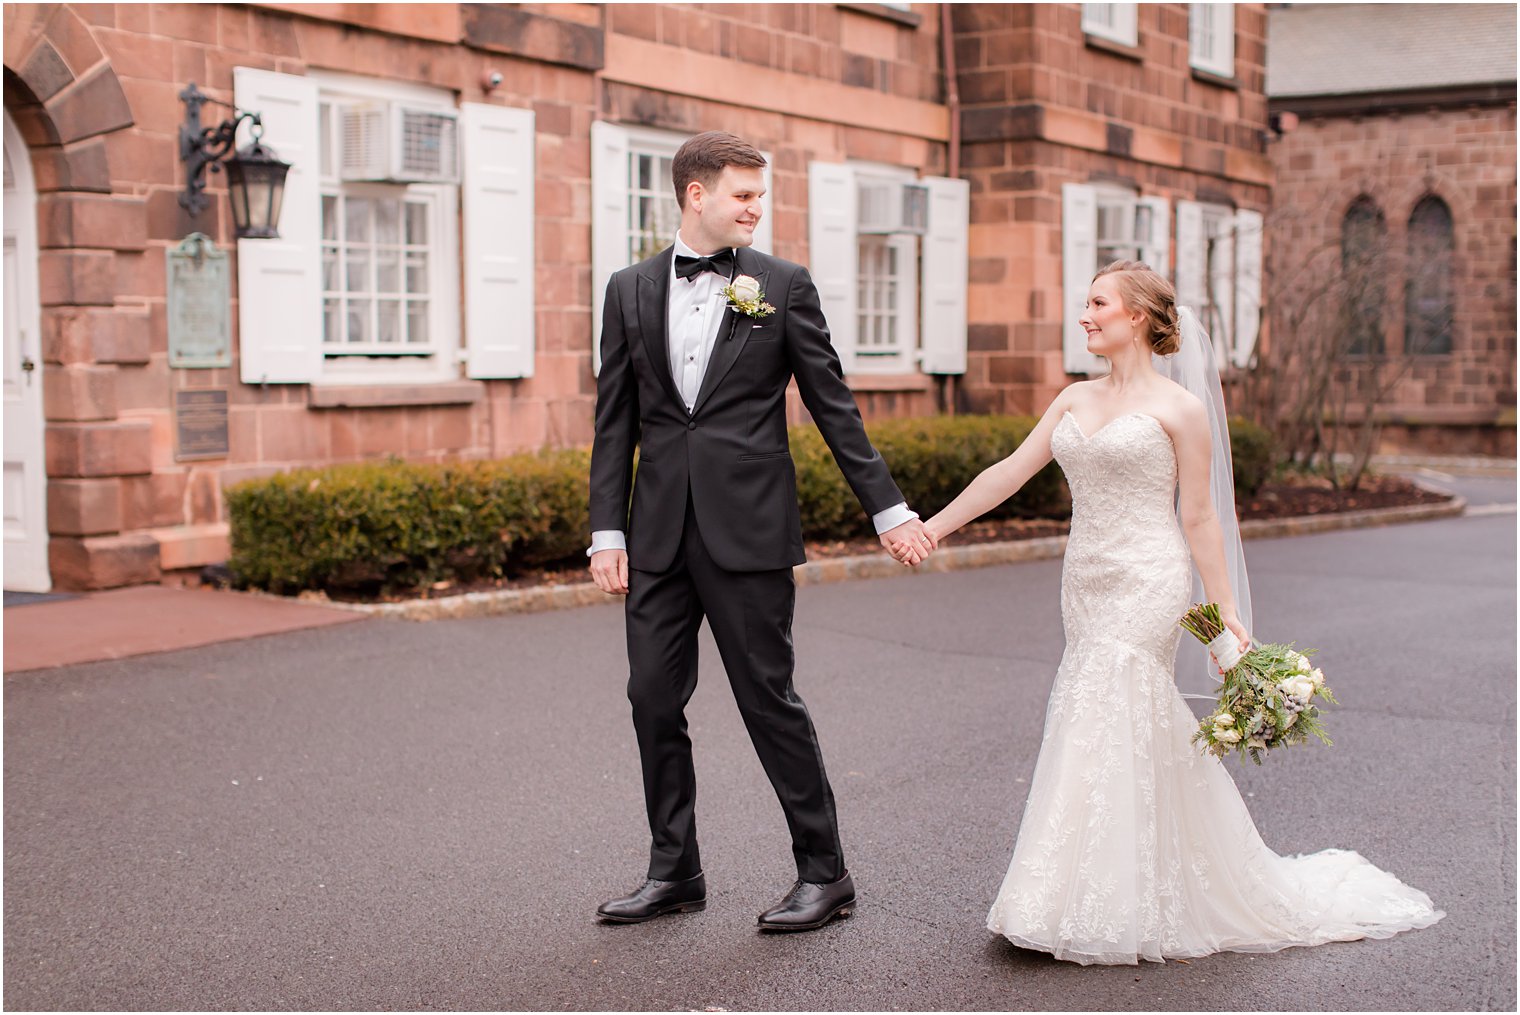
[385,473,1451,602]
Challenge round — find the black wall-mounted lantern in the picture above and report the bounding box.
[179,82,291,239]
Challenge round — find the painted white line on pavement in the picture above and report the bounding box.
[1464,502,1519,516]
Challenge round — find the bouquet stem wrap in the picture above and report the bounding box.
[1206,629,1247,673]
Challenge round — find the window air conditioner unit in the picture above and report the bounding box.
[857,180,929,235]
[340,103,460,184]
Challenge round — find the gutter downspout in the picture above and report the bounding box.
[939,2,962,414]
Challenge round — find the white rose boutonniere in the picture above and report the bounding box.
[722,275,775,320]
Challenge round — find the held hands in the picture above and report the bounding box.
[590,548,629,596]
[882,518,938,567]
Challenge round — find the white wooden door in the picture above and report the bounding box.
[3,109,50,591]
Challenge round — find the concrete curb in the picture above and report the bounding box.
[325,495,1472,622]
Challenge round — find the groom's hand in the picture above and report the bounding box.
[590,549,629,595]
[881,518,936,567]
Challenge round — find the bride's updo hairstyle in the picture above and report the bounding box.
[1093,260,1182,356]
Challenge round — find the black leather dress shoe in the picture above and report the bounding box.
[597,873,707,923]
[756,872,855,931]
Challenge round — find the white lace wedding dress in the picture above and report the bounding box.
[986,411,1444,965]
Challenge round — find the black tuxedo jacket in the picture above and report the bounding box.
[589,245,905,573]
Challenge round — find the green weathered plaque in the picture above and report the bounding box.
[175,388,229,461]
[167,232,231,368]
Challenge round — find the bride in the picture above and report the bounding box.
[903,260,1443,965]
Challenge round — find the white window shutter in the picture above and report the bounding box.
[234,68,321,384]
[752,156,775,255]
[1209,217,1236,359]
[1174,200,1207,313]
[1138,195,1170,279]
[1061,183,1103,375]
[919,175,969,374]
[807,162,859,375]
[1233,208,1263,368]
[590,121,631,376]
[461,103,535,379]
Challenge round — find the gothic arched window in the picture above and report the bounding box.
[1340,197,1387,356]
[1405,196,1454,355]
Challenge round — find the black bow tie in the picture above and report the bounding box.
[674,249,735,281]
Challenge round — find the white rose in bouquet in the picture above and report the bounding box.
[1280,675,1316,701]
[1212,712,1235,728]
[1295,652,1312,673]
[1214,728,1242,743]
[1311,667,1325,689]
[730,274,762,303]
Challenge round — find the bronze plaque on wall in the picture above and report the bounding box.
[175,389,229,461]
[167,232,232,368]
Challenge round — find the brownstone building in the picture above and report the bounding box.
[2,2,1271,592]
[1265,3,1517,456]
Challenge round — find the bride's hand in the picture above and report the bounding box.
[1221,610,1251,655]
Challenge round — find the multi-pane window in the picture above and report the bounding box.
[1096,194,1152,268]
[1405,196,1454,355]
[321,190,436,354]
[852,168,919,374]
[857,238,903,361]
[1190,3,1235,77]
[627,144,681,265]
[1341,197,1388,356]
[1082,3,1138,47]
[314,82,457,374]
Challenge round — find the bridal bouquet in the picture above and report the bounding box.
[1179,603,1337,766]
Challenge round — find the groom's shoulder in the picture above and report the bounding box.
[610,248,669,286]
[744,248,806,282]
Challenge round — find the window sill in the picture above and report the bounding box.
[836,3,923,28]
[1083,33,1143,62]
[845,371,933,392]
[1190,66,1239,90]
[307,380,486,409]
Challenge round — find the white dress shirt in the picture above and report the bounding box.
[590,233,915,556]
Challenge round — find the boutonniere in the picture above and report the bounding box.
[721,275,775,320]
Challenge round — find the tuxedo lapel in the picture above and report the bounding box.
[635,249,685,412]
[691,249,768,416]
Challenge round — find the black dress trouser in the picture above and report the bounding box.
[623,497,845,884]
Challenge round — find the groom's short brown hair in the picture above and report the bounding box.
[672,131,767,209]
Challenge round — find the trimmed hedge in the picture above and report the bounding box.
[227,413,1265,598]
[793,415,1066,538]
[227,451,590,597]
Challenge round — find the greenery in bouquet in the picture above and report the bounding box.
[1179,603,1338,766]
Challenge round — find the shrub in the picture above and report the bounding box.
[227,450,589,598]
[1227,416,1275,497]
[792,415,1068,539]
[227,413,1268,597]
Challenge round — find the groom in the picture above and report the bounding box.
[588,131,934,931]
